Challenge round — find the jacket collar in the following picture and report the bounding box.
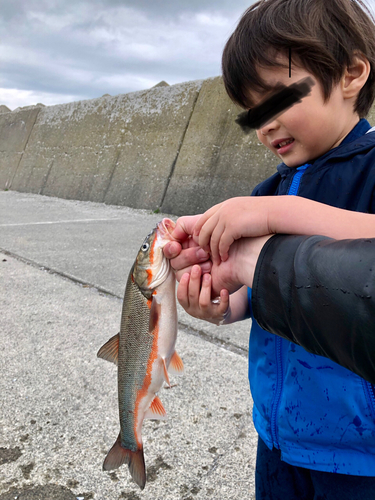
[277,119,373,177]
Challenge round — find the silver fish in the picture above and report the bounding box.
[97,218,183,489]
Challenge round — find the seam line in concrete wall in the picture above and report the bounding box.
[39,159,54,195]
[101,149,122,203]
[7,108,41,190]
[159,88,201,209]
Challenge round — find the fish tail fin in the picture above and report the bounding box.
[103,433,146,490]
[128,448,146,490]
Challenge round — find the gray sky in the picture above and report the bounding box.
[2,0,375,111]
[0,0,254,110]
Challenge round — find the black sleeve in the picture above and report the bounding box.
[251,234,375,385]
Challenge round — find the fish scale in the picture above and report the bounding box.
[118,269,153,451]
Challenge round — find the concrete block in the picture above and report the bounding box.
[161,77,277,215]
[12,81,202,209]
[0,105,11,113]
[0,107,41,190]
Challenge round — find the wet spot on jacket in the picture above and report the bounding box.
[264,337,273,346]
[353,415,362,427]
[297,359,312,369]
[317,365,334,370]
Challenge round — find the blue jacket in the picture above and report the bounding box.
[249,119,375,475]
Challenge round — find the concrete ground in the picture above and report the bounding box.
[0,191,257,500]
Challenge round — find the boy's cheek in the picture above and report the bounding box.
[256,130,278,156]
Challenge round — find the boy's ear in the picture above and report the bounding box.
[342,52,371,99]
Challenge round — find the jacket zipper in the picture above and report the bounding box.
[287,163,311,195]
[269,162,311,448]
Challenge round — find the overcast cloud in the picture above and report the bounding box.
[2,0,375,111]
[0,0,256,110]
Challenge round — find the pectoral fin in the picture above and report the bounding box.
[97,333,119,365]
[149,298,161,333]
[162,358,171,387]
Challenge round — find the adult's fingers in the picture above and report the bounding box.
[163,241,182,259]
[170,246,210,273]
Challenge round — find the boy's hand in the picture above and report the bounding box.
[177,265,230,325]
[193,197,273,264]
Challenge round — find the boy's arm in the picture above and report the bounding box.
[193,196,375,263]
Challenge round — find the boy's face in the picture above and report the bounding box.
[250,57,360,167]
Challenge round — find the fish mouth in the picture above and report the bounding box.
[156,218,176,243]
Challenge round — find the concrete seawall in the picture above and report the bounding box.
[2,77,374,215]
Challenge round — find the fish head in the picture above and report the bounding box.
[133,218,176,297]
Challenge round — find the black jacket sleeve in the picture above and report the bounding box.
[251,234,375,384]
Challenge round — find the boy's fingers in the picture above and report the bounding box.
[197,214,220,251]
[171,215,201,242]
[177,273,190,309]
[209,222,226,264]
[175,260,212,282]
[219,288,230,313]
[194,204,222,237]
[188,265,202,307]
[199,273,212,308]
[218,231,235,262]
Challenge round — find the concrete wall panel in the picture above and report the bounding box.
[0,107,41,190]
[103,81,202,209]
[160,77,276,215]
[10,81,202,209]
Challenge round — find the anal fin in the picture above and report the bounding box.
[145,396,167,420]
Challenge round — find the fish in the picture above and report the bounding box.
[97,217,183,490]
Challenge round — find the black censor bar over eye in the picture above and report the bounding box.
[236,76,315,132]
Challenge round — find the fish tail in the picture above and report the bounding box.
[103,433,146,490]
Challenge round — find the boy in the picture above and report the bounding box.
[165,1,375,498]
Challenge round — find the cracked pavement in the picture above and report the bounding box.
[0,191,256,500]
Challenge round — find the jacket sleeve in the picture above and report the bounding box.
[251,234,375,384]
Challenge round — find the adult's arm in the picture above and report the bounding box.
[252,235,375,384]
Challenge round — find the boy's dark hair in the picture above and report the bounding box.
[222,0,375,117]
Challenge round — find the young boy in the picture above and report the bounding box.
[164,1,375,498]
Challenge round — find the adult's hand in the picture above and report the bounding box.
[164,215,212,281]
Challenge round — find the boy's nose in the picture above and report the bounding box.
[258,118,279,135]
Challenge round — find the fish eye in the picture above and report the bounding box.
[141,242,150,252]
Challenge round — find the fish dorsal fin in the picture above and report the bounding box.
[144,396,167,420]
[168,351,184,374]
[97,333,119,365]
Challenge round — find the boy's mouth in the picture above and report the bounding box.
[272,138,295,149]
